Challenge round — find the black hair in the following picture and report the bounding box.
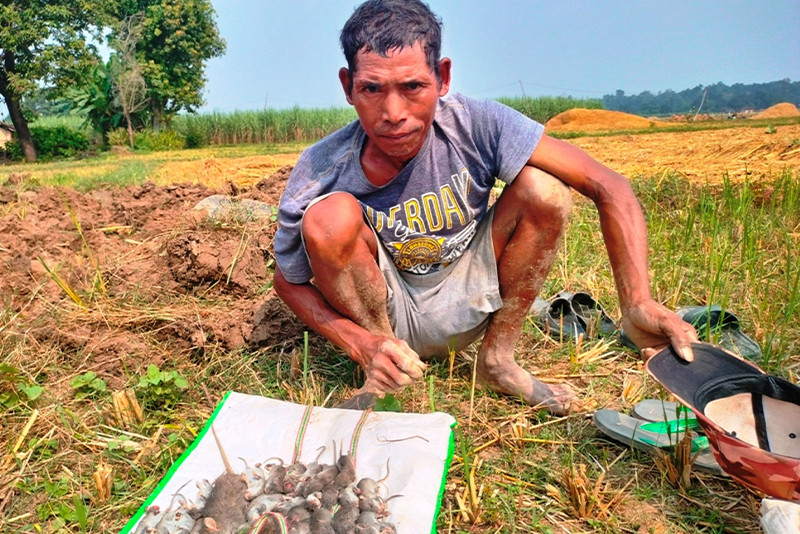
[340,0,443,89]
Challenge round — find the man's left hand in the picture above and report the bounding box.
[620,299,698,361]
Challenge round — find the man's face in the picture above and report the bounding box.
[340,43,451,167]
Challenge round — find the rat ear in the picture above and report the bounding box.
[203,517,220,532]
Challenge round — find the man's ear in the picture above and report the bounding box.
[339,67,354,105]
[437,57,452,97]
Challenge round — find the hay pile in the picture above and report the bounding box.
[753,102,800,119]
[545,108,656,133]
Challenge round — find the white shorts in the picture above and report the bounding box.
[376,208,501,357]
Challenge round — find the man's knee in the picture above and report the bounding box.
[513,166,572,224]
[302,192,375,261]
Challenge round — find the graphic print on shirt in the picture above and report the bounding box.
[365,168,478,275]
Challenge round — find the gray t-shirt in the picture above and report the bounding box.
[274,93,544,284]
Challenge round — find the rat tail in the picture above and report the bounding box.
[211,424,235,474]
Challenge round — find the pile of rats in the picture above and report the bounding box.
[133,426,399,534]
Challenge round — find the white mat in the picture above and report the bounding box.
[121,392,456,533]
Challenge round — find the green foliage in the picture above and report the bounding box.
[133,129,185,150]
[136,363,188,408]
[5,126,89,161]
[173,107,358,145]
[496,96,604,123]
[604,79,800,116]
[373,393,402,412]
[0,363,44,410]
[107,127,184,150]
[107,127,130,146]
[64,60,125,143]
[69,372,107,399]
[0,1,106,97]
[112,0,226,127]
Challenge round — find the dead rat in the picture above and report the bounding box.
[282,460,308,495]
[197,425,248,534]
[309,507,335,534]
[245,493,284,524]
[240,458,266,501]
[334,453,356,487]
[133,505,161,534]
[262,461,287,495]
[331,487,360,534]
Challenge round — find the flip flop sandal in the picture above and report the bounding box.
[631,399,726,475]
[594,409,725,474]
[556,291,618,338]
[676,305,762,362]
[530,295,586,341]
[631,399,692,423]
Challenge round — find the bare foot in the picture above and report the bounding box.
[477,362,576,416]
[524,377,575,416]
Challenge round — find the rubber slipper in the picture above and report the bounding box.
[631,399,692,423]
[631,399,725,475]
[594,409,692,451]
[530,295,586,341]
[556,291,617,338]
[676,305,762,362]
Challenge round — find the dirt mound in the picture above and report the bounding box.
[545,108,655,132]
[753,102,800,119]
[0,166,301,390]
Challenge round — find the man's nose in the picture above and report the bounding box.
[381,90,407,124]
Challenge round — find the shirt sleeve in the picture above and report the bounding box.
[273,153,315,284]
[464,96,544,184]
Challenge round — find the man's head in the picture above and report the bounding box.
[337,0,451,167]
[340,0,443,90]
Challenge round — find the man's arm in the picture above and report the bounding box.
[272,266,425,391]
[528,134,697,360]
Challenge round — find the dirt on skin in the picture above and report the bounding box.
[0,166,302,390]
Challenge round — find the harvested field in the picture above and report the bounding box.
[569,123,800,182]
[0,119,798,534]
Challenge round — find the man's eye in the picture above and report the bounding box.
[363,85,380,93]
[406,82,422,91]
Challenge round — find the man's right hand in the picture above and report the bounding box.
[357,336,426,393]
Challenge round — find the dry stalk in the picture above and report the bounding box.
[621,372,646,403]
[112,389,144,427]
[652,430,695,488]
[38,256,86,308]
[93,461,113,502]
[2,409,38,473]
[455,457,484,524]
[547,462,628,520]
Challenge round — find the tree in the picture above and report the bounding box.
[110,14,149,148]
[0,1,108,161]
[114,0,225,130]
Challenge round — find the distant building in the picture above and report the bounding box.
[0,122,14,148]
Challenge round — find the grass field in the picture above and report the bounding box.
[0,121,798,533]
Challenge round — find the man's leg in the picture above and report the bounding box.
[302,192,393,338]
[303,192,418,407]
[476,166,576,415]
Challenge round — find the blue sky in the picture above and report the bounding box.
[199,0,800,112]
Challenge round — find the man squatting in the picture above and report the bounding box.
[272,0,698,415]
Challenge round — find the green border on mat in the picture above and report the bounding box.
[430,419,457,534]
[118,390,232,534]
